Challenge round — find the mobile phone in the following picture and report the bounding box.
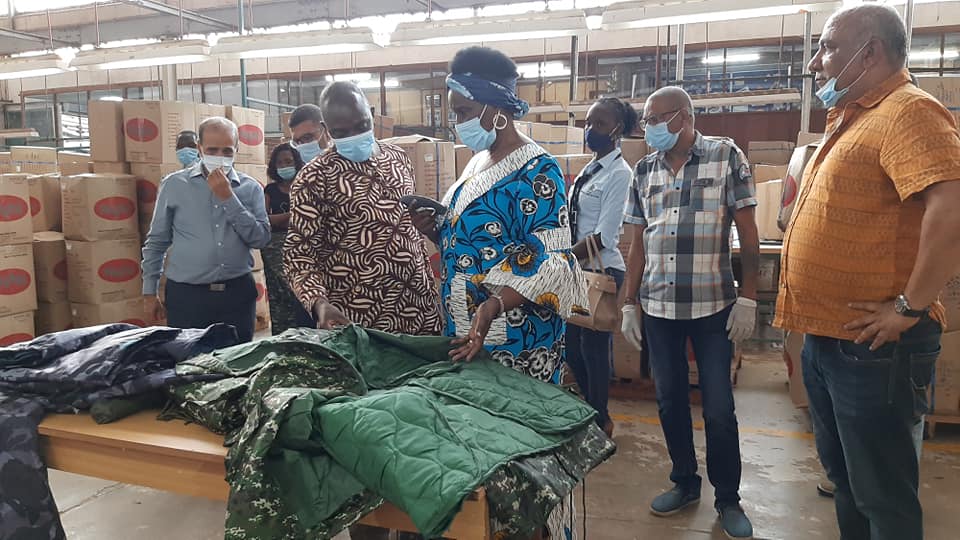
[400,195,447,218]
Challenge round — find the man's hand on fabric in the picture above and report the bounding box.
[726,297,757,343]
[144,295,165,323]
[207,167,234,201]
[844,301,920,351]
[313,300,351,330]
[620,305,643,351]
[450,300,498,362]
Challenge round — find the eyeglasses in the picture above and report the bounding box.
[639,109,683,131]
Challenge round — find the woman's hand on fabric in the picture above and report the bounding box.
[450,300,499,362]
[409,210,439,244]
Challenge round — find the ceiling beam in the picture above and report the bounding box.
[120,0,236,31]
[0,27,77,47]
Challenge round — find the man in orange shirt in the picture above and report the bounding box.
[776,5,960,539]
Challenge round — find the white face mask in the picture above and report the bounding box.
[202,154,234,173]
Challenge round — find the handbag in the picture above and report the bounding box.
[567,235,620,332]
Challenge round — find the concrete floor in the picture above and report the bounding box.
[49,352,960,540]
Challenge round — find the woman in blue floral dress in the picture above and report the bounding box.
[412,47,588,383]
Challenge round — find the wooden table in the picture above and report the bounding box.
[38,411,491,539]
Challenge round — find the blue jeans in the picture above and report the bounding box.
[643,305,741,507]
[803,317,941,540]
[565,268,624,427]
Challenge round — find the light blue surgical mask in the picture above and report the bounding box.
[202,154,234,173]
[455,105,502,152]
[333,130,377,163]
[816,41,871,109]
[277,166,297,181]
[176,147,199,167]
[644,111,682,152]
[295,140,322,163]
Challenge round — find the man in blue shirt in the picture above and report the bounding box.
[142,116,271,342]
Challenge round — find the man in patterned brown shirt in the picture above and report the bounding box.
[283,81,442,338]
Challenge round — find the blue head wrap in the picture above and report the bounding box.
[446,72,530,120]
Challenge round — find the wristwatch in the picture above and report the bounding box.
[894,294,928,318]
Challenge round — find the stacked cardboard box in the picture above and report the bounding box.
[918,76,960,126]
[0,174,38,345]
[11,146,58,175]
[454,145,474,180]
[130,163,180,239]
[777,144,819,231]
[555,154,593,189]
[0,153,12,174]
[934,276,960,415]
[384,135,457,200]
[226,106,266,165]
[747,141,795,166]
[58,151,93,176]
[756,180,784,241]
[515,121,585,155]
[33,231,70,334]
[620,138,650,169]
[27,174,61,233]
[235,164,269,188]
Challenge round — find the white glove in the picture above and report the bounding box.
[726,297,758,343]
[621,304,643,351]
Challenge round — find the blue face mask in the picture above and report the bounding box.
[176,147,199,167]
[455,105,500,152]
[585,126,618,153]
[295,140,322,163]
[277,166,297,181]
[644,111,682,152]
[333,130,377,163]
[816,41,870,109]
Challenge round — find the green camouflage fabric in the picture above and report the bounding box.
[162,326,614,539]
[262,231,314,334]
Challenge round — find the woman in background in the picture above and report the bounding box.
[262,142,313,333]
[566,97,638,438]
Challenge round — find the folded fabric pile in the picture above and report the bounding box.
[162,326,615,539]
[0,324,240,540]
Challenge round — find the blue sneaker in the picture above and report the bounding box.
[718,504,754,539]
[650,486,700,516]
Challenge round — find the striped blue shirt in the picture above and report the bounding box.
[141,162,271,295]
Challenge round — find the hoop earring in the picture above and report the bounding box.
[492,111,509,131]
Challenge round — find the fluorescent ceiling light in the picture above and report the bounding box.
[327,72,374,82]
[392,10,586,46]
[528,104,566,114]
[212,28,381,59]
[704,53,761,64]
[357,78,400,89]
[71,39,209,70]
[99,96,124,102]
[602,2,841,30]
[0,54,71,80]
[909,49,960,61]
[518,61,571,78]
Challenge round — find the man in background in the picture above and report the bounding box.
[620,86,760,539]
[288,103,330,164]
[142,117,271,343]
[777,4,960,538]
[175,129,200,168]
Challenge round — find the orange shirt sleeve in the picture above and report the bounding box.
[880,95,960,201]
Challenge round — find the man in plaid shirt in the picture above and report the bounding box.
[619,86,761,539]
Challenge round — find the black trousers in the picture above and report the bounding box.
[165,273,257,343]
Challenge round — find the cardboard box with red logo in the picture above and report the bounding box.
[0,174,33,246]
[89,100,126,162]
[27,174,61,232]
[35,301,71,335]
[226,106,266,165]
[756,179,784,241]
[123,101,197,164]
[11,146,58,175]
[0,311,35,346]
[130,163,180,236]
[777,144,819,231]
[33,231,67,304]
[234,164,268,188]
[72,297,148,328]
[253,269,270,331]
[92,162,131,175]
[62,174,139,242]
[0,243,37,316]
[65,239,142,304]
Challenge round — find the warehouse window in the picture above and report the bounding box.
[384,69,448,139]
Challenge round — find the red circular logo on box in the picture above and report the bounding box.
[94,197,136,221]
[98,259,140,283]
[782,175,798,206]
[0,195,29,222]
[125,118,159,142]
[238,124,264,146]
[53,260,68,281]
[137,179,158,204]
[29,196,41,217]
[0,268,31,295]
[122,318,147,327]
[0,333,33,346]
[256,283,265,301]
